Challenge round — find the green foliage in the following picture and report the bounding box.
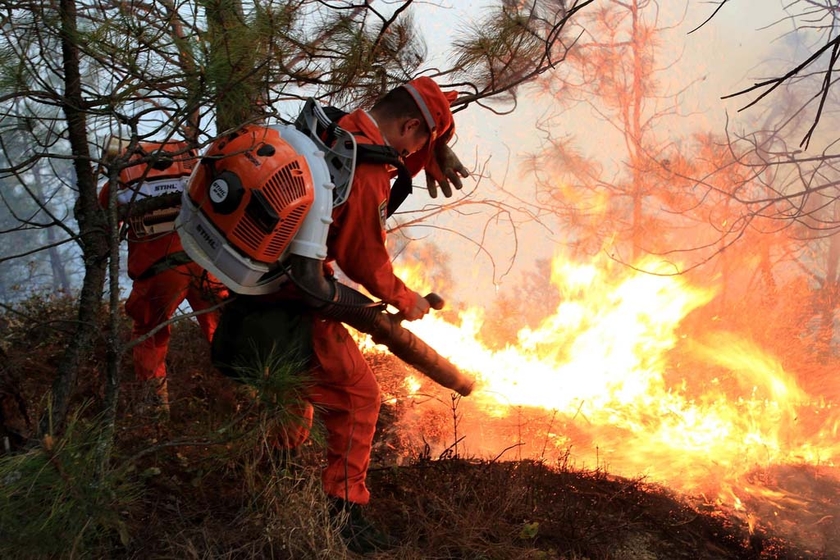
[201,0,270,130]
[452,3,550,101]
[0,408,139,558]
[520,520,540,540]
[244,342,309,398]
[307,10,425,109]
[226,339,319,445]
[0,43,24,92]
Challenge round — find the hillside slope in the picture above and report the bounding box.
[0,296,832,559]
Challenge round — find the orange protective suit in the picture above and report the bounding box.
[99,183,227,382]
[311,108,429,503]
[264,108,421,504]
[213,77,457,505]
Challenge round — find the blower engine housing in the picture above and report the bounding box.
[176,125,334,294]
[107,139,195,237]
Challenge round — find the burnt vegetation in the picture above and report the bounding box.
[0,295,829,559]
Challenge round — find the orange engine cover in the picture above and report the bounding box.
[110,140,196,237]
[118,140,196,186]
[185,126,316,265]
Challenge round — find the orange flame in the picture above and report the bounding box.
[383,253,840,503]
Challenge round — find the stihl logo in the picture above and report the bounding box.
[209,179,228,203]
[245,151,260,167]
[195,223,217,250]
[153,181,180,192]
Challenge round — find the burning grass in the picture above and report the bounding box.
[1,294,838,558]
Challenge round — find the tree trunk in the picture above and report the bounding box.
[630,0,643,263]
[99,164,124,473]
[817,216,840,360]
[39,0,109,436]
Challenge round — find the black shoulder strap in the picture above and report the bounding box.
[321,106,349,146]
[386,166,413,218]
[322,106,414,217]
[322,106,348,122]
[355,144,400,165]
[355,145,412,217]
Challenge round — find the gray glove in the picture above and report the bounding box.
[425,143,470,198]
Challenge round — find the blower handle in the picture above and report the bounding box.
[425,293,445,311]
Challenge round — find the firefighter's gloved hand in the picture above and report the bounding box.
[402,292,431,321]
[425,144,469,199]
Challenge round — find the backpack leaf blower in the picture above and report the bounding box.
[175,102,474,396]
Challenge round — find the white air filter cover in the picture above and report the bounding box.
[271,124,334,260]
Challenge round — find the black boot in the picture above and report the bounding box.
[328,497,399,554]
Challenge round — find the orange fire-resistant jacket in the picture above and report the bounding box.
[326,109,422,314]
[313,109,430,504]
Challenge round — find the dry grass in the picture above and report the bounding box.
[0,295,829,559]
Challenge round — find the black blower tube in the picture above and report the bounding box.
[290,256,475,396]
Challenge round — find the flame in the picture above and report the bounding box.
[379,253,840,504]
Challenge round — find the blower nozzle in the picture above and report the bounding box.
[291,257,475,396]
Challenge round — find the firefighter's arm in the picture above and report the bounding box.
[97,181,126,232]
[98,181,110,209]
[330,167,426,318]
[402,124,470,199]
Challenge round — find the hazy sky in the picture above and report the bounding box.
[406,0,803,307]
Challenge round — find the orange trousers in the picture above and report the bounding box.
[277,318,381,505]
[311,318,381,505]
[212,297,381,505]
[125,263,226,381]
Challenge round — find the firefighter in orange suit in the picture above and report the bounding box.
[99,141,228,417]
[211,77,469,553]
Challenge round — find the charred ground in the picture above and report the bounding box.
[0,295,834,559]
